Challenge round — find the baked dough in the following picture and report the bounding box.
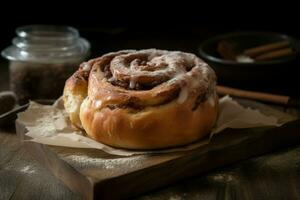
[63,49,218,149]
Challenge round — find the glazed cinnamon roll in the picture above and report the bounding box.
[63,49,218,149]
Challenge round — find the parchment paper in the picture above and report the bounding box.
[17,96,294,156]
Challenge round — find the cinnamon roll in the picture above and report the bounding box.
[63,49,218,149]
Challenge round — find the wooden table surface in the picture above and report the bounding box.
[1,127,300,200]
[1,60,300,200]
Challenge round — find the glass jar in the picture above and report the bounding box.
[1,25,90,103]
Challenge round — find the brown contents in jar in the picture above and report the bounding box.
[10,61,79,103]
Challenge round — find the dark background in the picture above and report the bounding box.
[1,3,299,55]
[1,3,299,95]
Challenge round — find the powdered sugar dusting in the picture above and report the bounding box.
[65,154,145,173]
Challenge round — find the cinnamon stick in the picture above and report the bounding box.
[216,85,290,105]
[255,48,294,61]
[244,41,290,58]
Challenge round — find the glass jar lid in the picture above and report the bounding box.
[2,25,90,63]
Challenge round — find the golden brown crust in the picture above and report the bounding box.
[63,61,91,129]
[80,95,218,149]
[63,49,218,149]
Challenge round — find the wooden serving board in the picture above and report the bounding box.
[16,99,300,200]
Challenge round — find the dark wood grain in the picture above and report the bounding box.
[137,145,300,200]
[0,129,81,200]
[2,130,300,200]
[1,116,300,200]
[1,60,300,200]
[88,120,300,199]
[15,116,300,200]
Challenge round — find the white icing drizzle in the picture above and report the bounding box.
[94,100,103,109]
[177,86,189,104]
[99,49,216,105]
[128,62,137,89]
[82,62,91,71]
[106,96,112,101]
[208,92,216,107]
[129,75,137,89]
[108,76,115,82]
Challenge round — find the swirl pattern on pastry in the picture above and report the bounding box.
[63,49,218,149]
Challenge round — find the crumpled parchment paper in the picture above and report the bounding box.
[17,96,292,156]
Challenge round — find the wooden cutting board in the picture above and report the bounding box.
[16,99,300,200]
